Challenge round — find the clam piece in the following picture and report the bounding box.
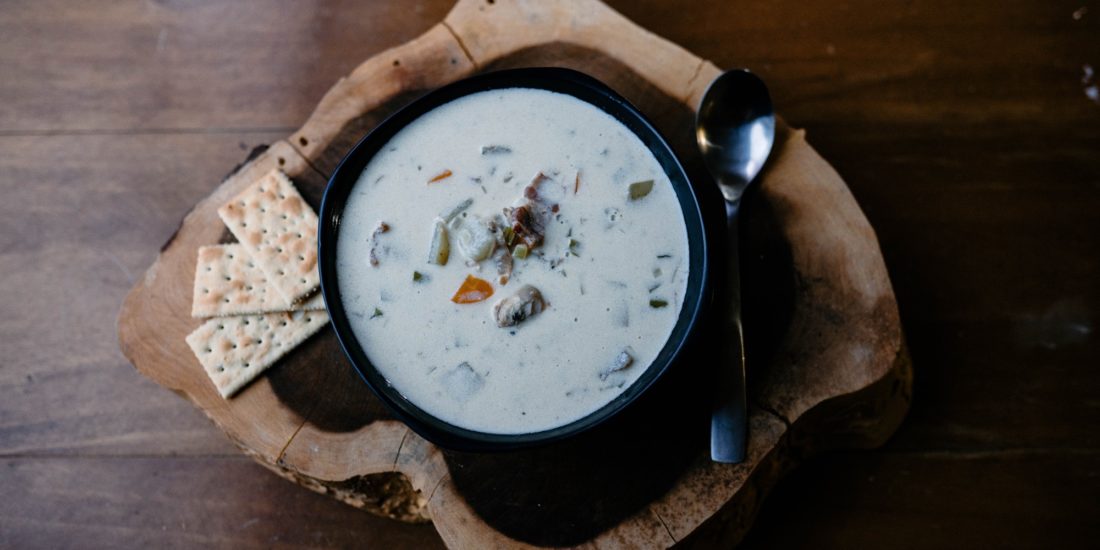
[493,285,546,328]
[450,215,496,262]
[599,349,635,381]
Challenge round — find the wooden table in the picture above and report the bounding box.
[2,1,1097,547]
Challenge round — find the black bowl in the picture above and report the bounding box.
[318,67,709,452]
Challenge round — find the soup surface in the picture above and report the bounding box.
[337,87,690,434]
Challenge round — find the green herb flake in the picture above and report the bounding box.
[502,226,516,247]
[370,307,384,319]
[481,145,512,155]
[412,271,423,282]
[628,180,654,200]
[568,238,580,257]
[649,299,669,309]
[513,244,529,259]
[440,197,473,222]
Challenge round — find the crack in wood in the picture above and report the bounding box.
[426,472,451,505]
[654,509,677,544]
[275,416,311,467]
[274,358,338,466]
[755,400,792,429]
[440,20,479,70]
[284,138,329,180]
[682,58,707,105]
[391,428,410,472]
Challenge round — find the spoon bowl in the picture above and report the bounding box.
[696,70,775,201]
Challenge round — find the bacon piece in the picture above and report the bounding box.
[368,221,390,267]
[495,247,513,285]
[510,204,545,249]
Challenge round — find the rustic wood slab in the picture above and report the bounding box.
[117,0,911,547]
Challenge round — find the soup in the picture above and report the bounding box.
[336,88,690,434]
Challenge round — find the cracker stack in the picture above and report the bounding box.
[186,169,329,398]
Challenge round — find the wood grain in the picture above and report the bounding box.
[2,0,1098,548]
[0,0,453,132]
[0,133,283,457]
[737,450,1100,549]
[0,457,443,549]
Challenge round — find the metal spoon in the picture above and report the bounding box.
[696,69,775,463]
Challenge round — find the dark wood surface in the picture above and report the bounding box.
[2,0,1097,548]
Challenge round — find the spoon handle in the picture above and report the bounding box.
[711,200,749,463]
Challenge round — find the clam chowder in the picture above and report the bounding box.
[336,88,689,434]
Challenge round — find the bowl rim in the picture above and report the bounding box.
[318,67,709,451]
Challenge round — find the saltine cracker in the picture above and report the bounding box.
[185,310,329,397]
[217,169,319,304]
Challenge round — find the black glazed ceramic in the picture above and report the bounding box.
[318,67,709,451]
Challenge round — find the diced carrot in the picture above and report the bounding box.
[428,169,453,183]
[451,275,494,304]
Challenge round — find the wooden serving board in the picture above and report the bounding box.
[117,0,911,547]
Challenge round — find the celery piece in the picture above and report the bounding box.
[440,197,474,223]
[628,179,654,200]
[427,219,450,265]
[568,238,580,257]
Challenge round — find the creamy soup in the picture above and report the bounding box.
[336,88,690,434]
